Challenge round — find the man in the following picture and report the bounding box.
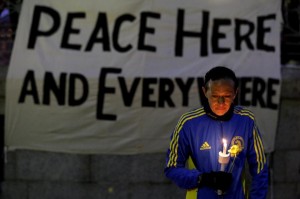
[164,66,268,199]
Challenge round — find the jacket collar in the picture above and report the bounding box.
[203,103,234,121]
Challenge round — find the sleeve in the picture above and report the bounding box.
[247,121,269,199]
[164,119,201,190]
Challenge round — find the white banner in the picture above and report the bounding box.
[5,0,282,154]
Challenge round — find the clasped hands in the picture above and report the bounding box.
[198,171,232,192]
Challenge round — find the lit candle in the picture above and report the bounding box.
[222,139,227,154]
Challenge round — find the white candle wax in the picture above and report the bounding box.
[222,139,227,154]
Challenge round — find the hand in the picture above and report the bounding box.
[199,171,232,192]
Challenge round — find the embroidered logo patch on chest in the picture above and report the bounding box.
[230,136,244,151]
[200,141,211,150]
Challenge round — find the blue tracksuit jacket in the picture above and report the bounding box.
[164,105,268,199]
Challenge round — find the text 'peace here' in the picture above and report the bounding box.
[27,6,276,57]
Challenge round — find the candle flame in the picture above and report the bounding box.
[222,139,227,145]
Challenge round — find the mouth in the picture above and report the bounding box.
[215,106,227,110]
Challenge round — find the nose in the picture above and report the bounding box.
[218,96,225,104]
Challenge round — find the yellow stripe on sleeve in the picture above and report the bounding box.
[234,107,255,120]
[167,108,205,167]
[253,126,266,173]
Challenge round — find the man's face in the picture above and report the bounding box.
[202,79,237,116]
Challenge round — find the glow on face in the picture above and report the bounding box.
[203,79,236,116]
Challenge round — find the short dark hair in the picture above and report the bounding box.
[204,66,238,89]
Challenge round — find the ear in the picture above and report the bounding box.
[202,86,208,98]
[233,88,239,99]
